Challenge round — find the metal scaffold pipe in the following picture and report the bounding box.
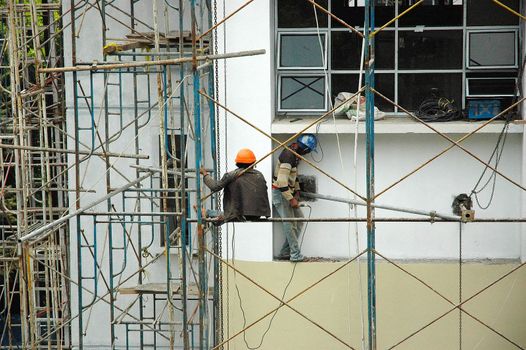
[300,192,458,220]
[0,142,149,159]
[37,49,266,73]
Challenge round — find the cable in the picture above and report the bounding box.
[415,90,463,122]
[469,121,510,210]
[231,205,312,349]
[458,222,463,350]
[310,137,324,163]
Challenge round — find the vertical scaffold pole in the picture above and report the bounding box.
[364,0,377,349]
[179,0,190,347]
[206,0,220,347]
[191,0,208,349]
[68,0,83,347]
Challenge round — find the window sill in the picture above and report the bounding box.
[271,115,524,135]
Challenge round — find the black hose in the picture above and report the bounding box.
[415,92,463,122]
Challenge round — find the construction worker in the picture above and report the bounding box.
[200,148,271,224]
[273,133,317,262]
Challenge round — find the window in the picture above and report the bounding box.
[467,30,518,69]
[466,78,516,97]
[276,0,519,114]
[279,75,327,111]
[278,33,327,69]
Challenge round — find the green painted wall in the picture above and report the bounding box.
[220,260,526,350]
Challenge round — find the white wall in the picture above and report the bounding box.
[215,0,274,262]
[272,133,522,260]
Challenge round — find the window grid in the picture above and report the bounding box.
[276,1,520,115]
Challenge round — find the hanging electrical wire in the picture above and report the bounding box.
[468,121,510,210]
[232,205,312,349]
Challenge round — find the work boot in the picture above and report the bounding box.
[290,254,305,262]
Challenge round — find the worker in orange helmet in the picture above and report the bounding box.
[200,148,271,224]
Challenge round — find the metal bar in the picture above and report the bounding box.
[191,0,208,346]
[38,49,266,73]
[301,192,458,220]
[491,0,526,20]
[0,142,149,159]
[307,0,364,38]
[364,1,377,349]
[369,0,423,37]
[188,217,526,223]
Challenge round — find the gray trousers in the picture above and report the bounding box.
[272,189,304,260]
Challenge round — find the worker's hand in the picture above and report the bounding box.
[293,191,300,201]
[200,167,208,176]
[289,198,300,208]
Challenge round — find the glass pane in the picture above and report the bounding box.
[278,0,328,28]
[331,73,395,112]
[280,34,325,68]
[280,76,326,110]
[332,30,394,69]
[467,0,519,26]
[467,78,516,96]
[398,30,462,69]
[332,1,395,28]
[399,0,463,26]
[398,73,462,111]
[468,31,516,68]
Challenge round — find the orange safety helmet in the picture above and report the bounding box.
[235,148,256,164]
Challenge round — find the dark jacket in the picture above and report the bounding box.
[203,168,271,222]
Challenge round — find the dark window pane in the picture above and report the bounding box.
[398,73,462,111]
[332,1,395,28]
[280,76,326,110]
[278,0,328,28]
[331,73,395,112]
[467,78,516,96]
[467,0,519,26]
[399,1,463,27]
[468,31,517,69]
[399,30,462,69]
[280,34,325,68]
[332,30,394,69]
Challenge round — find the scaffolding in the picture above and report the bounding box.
[0,0,524,349]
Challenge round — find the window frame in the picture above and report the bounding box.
[466,77,517,97]
[466,29,519,70]
[275,1,520,115]
[277,31,328,70]
[277,73,328,113]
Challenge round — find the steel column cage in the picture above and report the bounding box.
[0,0,524,350]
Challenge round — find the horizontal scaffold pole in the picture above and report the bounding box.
[188,217,526,223]
[0,142,149,159]
[19,171,154,242]
[38,49,266,73]
[301,192,457,220]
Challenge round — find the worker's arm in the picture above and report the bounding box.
[203,170,238,193]
[275,163,294,201]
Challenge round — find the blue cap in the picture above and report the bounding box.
[297,134,317,153]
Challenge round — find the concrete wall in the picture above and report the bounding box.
[222,259,526,350]
[272,133,522,260]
